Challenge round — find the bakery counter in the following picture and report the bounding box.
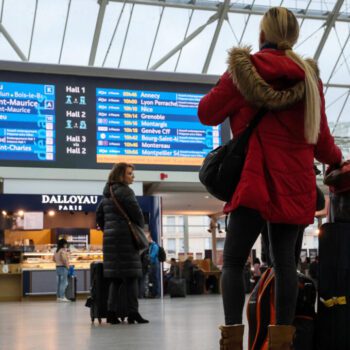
[22,268,92,296]
[21,262,98,270]
[0,264,23,301]
[0,249,103,298]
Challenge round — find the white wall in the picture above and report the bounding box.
[4,179,143,196]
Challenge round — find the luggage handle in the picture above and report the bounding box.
[319,296,347,308]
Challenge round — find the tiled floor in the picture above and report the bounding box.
[0,295,249,350]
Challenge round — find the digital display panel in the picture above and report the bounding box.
[0,82,55,161]
[95,88,219,166]
[0,67,227,171]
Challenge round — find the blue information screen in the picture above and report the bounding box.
[0,69,228,171]
[0,82,55,161]
[96,88,220,166]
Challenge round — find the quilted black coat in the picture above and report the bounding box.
[96,182,144,278]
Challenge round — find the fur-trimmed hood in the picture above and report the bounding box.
[226,46,319,110]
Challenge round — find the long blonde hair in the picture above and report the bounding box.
[260,7,320,144]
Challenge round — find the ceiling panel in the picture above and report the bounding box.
[325,87,350,124]
[0,33,21,61]
[1,0,35,58]
[99,3,134,68]
[318,22,350,83]
[238,14,261,52]
[59,0,99,66]
[119,5,163,69]
[29,0,70,64]
[207,20,237,75]
[295,18,325,57]
[147,7,193,70]
[175,11,217,73]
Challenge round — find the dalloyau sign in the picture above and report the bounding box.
[0,193,103,212]
[0,194,157,216]
[41,195,99,211]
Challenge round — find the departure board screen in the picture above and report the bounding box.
[0,82,55,161]
[0,68,227,171]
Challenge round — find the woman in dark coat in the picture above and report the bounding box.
[96,162,148,324]
[198,7,342,350]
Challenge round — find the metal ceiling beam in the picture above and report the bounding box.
[299,0,313,29]
[147,7,165,69]
[326,83,350,88]
[202,0,230,74]
[118,3,135,68]
[150,12,219,70]
[325,30,350,94]
[332,89,350,134]
[89,0,109,66]
[238,0,256,45]
[102,1,127,67]
[313,0,344,61]
[0,0,4,22]
[108,0,350,23]
[28,0,39,60]
[0,23,27,61]
[59,0,72,64]
[174,9,194,71]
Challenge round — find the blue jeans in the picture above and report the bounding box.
[56,266,68,298]
[149,262,160,297]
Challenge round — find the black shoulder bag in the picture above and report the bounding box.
[109,186,149,254]
[199,108,267,202]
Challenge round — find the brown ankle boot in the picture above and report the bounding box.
[219,324,244,350]
[268,325,295,350]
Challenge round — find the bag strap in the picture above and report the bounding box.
[109,185,131,224]
[244,107,268,135]
[233,108,267,149]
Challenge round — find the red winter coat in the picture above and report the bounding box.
[198,47,342,225]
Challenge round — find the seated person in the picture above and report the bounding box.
[182,256,195,286]
[163,258,179,294]
[167,258,180,279]
[182,256,205,294]
[204,260,221,293]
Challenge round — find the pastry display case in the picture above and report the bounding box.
[21,245,103,296]
[21,244,103,270]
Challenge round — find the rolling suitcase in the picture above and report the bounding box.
[89,262,108,324]
[168,265,186,298]
[168,277,187,297]
[189,269,205,295]
[247,268,316,350]
[316,223,350,350]
[328,192,350,223]
[65,275,77,301]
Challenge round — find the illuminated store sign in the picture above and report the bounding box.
[41,195,99,211]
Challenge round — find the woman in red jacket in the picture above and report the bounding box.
[198,7,342,350]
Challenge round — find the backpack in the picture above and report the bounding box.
[247,267,316,350]
[158,246,166,262]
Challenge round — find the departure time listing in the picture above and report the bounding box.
[95,88,220,166]
[0,82,55,161]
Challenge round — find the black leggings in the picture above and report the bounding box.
[108,277,139,314]
[222,207,301,325]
